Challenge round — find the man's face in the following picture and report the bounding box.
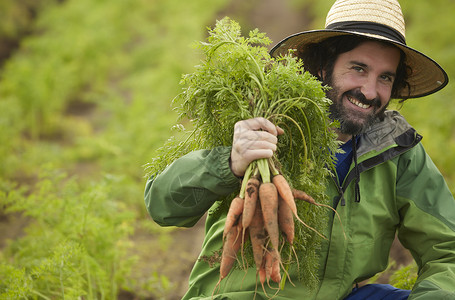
[324,40,401,140]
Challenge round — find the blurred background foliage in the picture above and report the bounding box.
[0,0,453,299]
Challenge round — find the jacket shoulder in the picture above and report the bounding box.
[358,110,419,157]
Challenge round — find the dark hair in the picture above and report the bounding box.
[296,35,411,101]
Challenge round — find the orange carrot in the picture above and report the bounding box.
[264,248,273,284]
[242,177,260,229]
[278,195,294,245]
[213,219,243,297]
[278,193,300,283]
[292,188,316,205]
[220,220,242,279]
[273,174,298,215]
[259,182,280,251]
[273,175,326,240]
[249,204,267,271]
[240,176,260,269]
[270,248,281,284]
[223,196,244,239]
[265,247,281,284]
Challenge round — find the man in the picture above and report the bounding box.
[145,0,455,299]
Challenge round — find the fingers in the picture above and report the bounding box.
[234,129,279,149]
[276,126,284,136]
[230,117,283,177]
[236,117,283,137]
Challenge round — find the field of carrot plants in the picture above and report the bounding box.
[0,0,454,299]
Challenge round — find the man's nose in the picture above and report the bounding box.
[361,77,378,101]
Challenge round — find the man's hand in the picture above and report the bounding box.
[230,117,284,177]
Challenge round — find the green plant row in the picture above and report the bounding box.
[0,168,135,299]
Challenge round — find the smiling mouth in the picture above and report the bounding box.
[347,95,371,109]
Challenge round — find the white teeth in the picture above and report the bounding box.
[348,96,371,109]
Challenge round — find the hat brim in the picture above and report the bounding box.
[269,29,449,99]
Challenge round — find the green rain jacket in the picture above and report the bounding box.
[145,111,455,300]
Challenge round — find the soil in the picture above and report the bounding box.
[126,217,207,300]
[0,213,30,249]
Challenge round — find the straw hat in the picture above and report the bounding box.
[269,0,448,98]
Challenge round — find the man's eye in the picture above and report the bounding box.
[353,66,364,72]
[381,75,393,82]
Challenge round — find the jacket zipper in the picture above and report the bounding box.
[333,128,422,207]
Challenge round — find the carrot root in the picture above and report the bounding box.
[242,177,260,229]
[259,182,280,251]
[223,196,244,240]
[219,165,332,296]
[293,188,344,240]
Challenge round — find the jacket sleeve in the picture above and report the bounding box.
[144,146,240,228]
[396,143,455,299]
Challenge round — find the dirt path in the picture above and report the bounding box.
[122,217,206,300]
[0,213,29,249]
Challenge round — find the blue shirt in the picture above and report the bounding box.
[335,137,360,184]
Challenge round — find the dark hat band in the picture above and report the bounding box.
[326,21,406,45]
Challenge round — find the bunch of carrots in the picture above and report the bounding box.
[215,157,340,296]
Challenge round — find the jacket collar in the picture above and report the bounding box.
[357,110,415,158]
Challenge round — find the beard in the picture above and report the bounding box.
[325,80,388,136]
